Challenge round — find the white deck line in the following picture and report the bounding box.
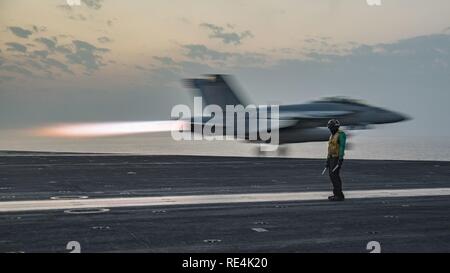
[1,187,450,212]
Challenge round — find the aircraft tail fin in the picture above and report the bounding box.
[183,74,248,109]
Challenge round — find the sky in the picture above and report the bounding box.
[1,0,450,148]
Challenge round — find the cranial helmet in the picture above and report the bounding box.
[327,119,340,129]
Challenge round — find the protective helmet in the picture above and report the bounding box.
[327,119,340,129]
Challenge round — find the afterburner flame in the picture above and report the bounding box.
[35,120,189,137]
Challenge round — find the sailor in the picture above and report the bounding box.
[325,119,346,201]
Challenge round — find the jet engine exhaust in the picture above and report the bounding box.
[35,120,189,138]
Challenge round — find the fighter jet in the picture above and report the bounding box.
[182,74,409,149]
[37,74,409,155]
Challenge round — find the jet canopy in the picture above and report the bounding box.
[313,96,369,107]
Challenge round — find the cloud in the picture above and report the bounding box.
[82,0,103,10]
[153,56,176,66]
[26,59,45,70]
[73,40,109,53]
[35,37,57,51]
[183,44,230,61]
[65,40,110,71]
[57,0,103,23]
[0,64,33,77]
[133,45,264,83]
[181,44,266,68]
[0,28,113,80]
[296,34,450,73]
[41,57,74,74]
[55,45,72,55]
[5,42,27,53]
[232,52,266,66]
[58,0,103,10]
[97,36,112,44]
[35,36,76,55]
[35,35,72,54]
[301,36,354,56]
[8,26,33,38]
[31,50,49,58]
[200,23,253,45]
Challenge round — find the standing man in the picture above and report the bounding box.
[325,119,346,201]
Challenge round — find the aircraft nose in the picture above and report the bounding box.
[387,111,410,123]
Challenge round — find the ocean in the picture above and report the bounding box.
[0,130,449,161]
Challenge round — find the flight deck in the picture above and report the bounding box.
[0,154,449,252]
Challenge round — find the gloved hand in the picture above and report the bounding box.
[338,158,344,167]
[325,158,330,168]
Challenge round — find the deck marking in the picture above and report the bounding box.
[252,228,269,232]
[1,187,450,212]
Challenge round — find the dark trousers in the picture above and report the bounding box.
[329,157,344,198]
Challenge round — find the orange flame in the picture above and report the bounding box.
[35,120,189,138]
